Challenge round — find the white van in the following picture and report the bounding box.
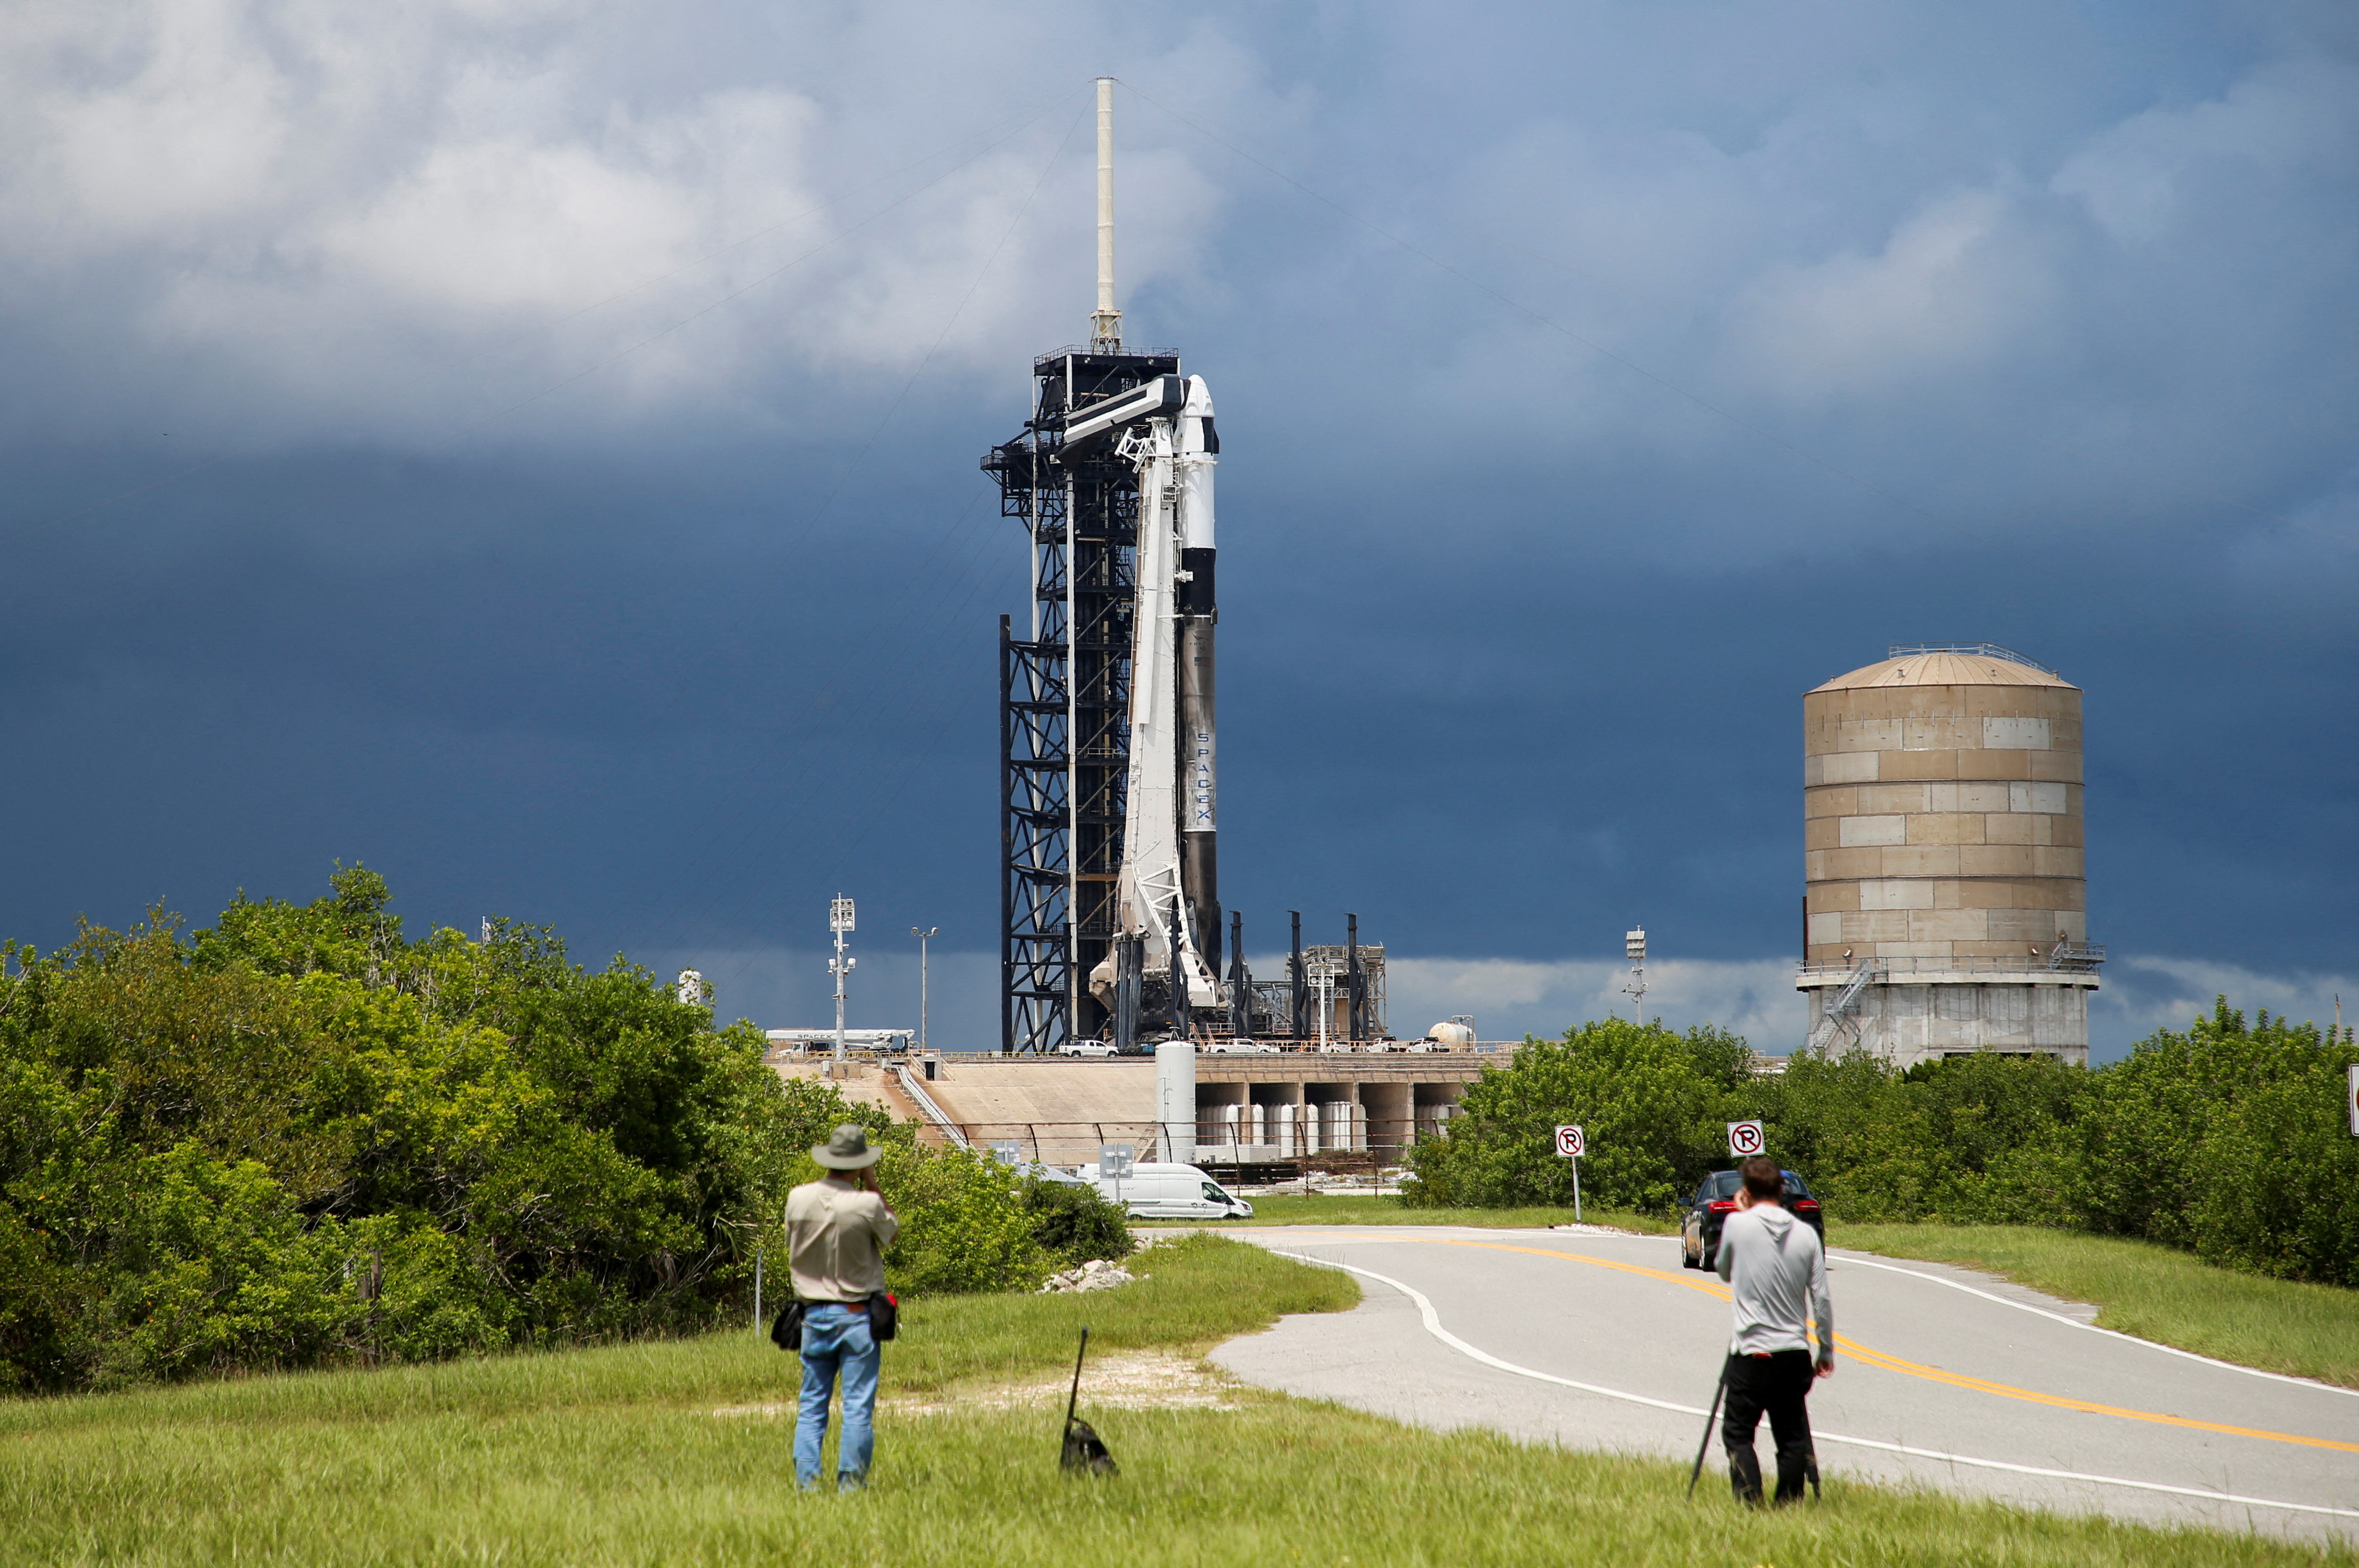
[1072,1162,1254,1220]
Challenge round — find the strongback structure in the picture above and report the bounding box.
[991,345,1175,1053]
[1797,643,2103,1065]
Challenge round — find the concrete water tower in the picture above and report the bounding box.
[1798,643,2103,1066]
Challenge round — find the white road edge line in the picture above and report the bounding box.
[1826,1250,2359,1400]
[1267,1249,2359,1523]
[1278,1227,2359,1402]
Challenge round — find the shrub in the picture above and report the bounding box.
[870,1143,1046,1295]
[0,870,897,1391]
[1022,1177,1135,1267]
[2068,1001,2359,1283]
[1400,999,2359,1290]
[1404,1019,1746,1212]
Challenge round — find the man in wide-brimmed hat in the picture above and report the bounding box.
[785,1124,898,1490]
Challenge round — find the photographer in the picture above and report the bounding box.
[1713,1153,1833,1506]
[785,1125,898,1491]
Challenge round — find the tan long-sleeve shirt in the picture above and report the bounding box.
[784,1177,898,1302]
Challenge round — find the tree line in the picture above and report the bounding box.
[0,868,1126,1394]
[1405,1006,2359,1288]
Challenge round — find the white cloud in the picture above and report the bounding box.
[2051,55,2359,245]
[1719,186,2062,407]
[0,0,1234,441]
[1286,953,1806,1052]
[2093,955,2356,1044]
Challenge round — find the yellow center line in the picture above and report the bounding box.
[1265,1231,2359,1457]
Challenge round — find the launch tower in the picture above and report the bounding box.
[988,80,1224,1054]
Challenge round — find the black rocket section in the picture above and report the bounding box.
[1177,374,1222,992]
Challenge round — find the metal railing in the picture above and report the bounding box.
[768,1042,1520,1063]
[1797,943,2106,980]
[1885,642,2058,675]
[894,1067,970,1150]
[929,1116,1453,1171]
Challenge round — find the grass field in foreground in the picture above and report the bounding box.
[1833,1222,2359,1390]
[4,1238,2347,1567]
[1180,1192,1680,1233]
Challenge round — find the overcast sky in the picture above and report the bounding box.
[3,0,2352,1058]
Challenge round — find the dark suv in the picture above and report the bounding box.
[1679,1169,1823,1270]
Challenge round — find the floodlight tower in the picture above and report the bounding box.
[988,77,1221,1053]
[1623,927,1647,1019]
[829,897,857,1067]
[910,926,937,1053]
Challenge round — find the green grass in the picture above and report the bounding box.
[1834,1223,2359,1390]
[1177,1191,1680,1233]
[1,1236,2344,1566]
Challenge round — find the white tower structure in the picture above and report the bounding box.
[1622,928,1647,1018]
[1091,77,1121,349]
[828,897,857,1068]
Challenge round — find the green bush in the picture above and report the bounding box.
[1022,1177,1135,1267]
[870,1142,1046,1296]
[0,868,1121,1393]
[2066,1002,2359,1282]
[1401,998,2359,1289]
[1404,1019,1750,1211]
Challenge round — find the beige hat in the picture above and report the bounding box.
[812,1124,882,1169]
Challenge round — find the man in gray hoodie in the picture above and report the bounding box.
[1713,1153,1833,1505]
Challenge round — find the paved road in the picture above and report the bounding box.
[1210,1226,2359,1542]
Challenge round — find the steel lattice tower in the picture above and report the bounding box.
[988,345,1180,1053]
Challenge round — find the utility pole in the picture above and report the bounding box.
[911,927,938,1053]
[1623,926,1647,1020]
[829,898,857,1071]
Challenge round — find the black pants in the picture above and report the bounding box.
[1721,1350,1817,1505]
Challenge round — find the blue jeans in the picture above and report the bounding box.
[795,1302,879,1489]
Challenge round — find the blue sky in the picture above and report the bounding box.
[2,1,2352,1059]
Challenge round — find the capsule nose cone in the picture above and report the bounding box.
[1182,374,1214,417]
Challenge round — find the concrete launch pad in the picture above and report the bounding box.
[770,1049,1508,1170]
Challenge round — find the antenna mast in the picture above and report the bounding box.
[1091,77,1122,348]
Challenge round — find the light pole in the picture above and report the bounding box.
[1623,926,1647,1020]
[829,898,857,1071]
[910,927,938,1054]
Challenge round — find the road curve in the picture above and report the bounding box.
[1211,1226,2359,1543]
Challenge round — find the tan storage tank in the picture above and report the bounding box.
[1798,643,2102,1066]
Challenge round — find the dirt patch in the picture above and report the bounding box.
[712,1351,1239,1420]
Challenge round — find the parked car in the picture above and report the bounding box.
[1054,1037,1117,1058]
[1679,1168,1823,1269]
[1202,1039,1279,1055]
[1072,1162,1254,1219]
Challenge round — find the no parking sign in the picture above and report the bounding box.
[1727,1120,1766,1158]
[1553,1125,1587,1221]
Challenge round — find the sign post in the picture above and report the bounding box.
[1099,1143,1135,1207]
[2348,1064,2358,1138]
[1726,1120,1766,1159]
[1555,1125,1586,1222]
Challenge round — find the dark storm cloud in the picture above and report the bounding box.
[1,1,2352,1058]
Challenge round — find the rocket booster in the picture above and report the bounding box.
[1175,375,1220,980]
